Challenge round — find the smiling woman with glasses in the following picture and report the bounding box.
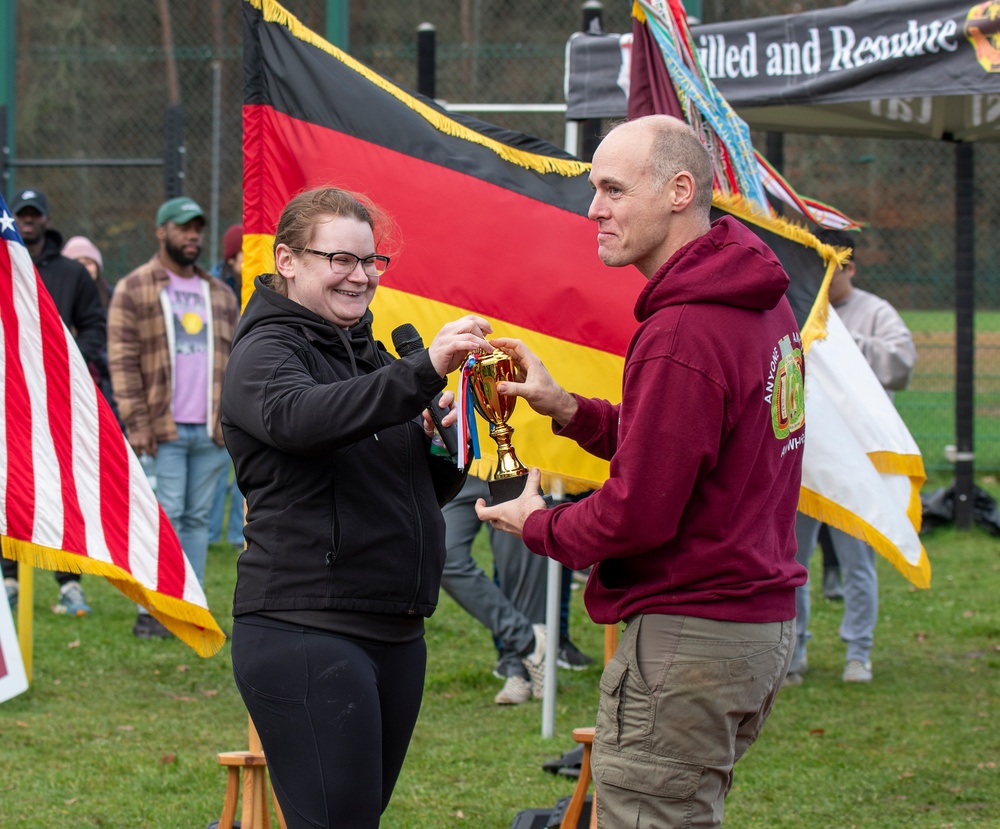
[221,186,494,829]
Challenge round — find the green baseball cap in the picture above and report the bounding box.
[156,197,205,227]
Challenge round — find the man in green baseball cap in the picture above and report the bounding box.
[155,196,206,228]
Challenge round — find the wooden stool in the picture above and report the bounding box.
[559,727,596,829]
[215,719,286,829]
[560,623,618,829]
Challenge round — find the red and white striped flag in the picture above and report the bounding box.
[0,195,225,657]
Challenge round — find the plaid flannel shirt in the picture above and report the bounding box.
[107,254,238,452]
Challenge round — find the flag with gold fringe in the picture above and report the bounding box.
[0,196,226,658]
[630,0,929,588]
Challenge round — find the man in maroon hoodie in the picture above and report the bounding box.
[476,115,808,827]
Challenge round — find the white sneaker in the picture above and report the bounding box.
[522,623,547,700]
[494,675,532,705]
[842,659,873,683]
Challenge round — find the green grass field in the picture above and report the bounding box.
[874,311,1000,473]
[1,495,998,829]
[900,310,1000,334]
[1,303,996,825]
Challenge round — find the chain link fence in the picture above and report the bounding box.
[6,0,998,474]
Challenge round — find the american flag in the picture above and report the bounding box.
[0,194,225,657]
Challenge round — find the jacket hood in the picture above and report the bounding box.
[234,274,380,376]
[35,228,66,266]
[634,216,789,323]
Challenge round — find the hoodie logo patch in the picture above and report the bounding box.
[766,333,805,441]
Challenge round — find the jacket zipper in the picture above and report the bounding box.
[406,427,423,614]
[327,476,340,568]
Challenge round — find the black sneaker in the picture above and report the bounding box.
[558,638,595,670]
[133,613,174,639]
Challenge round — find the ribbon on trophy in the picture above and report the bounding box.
[456,353,481,471]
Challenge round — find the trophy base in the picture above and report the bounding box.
[489,474,530,505]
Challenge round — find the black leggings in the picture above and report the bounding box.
[231,616,426,829]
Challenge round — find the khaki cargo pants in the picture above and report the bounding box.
[592,613,793,828]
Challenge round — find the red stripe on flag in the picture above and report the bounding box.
[157,506,184,597]
[38,291,88,555]
[98,410,133,571]
[243,105,644,358]
[0,242,36,540]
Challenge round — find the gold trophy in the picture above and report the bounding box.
[468,350,530,504]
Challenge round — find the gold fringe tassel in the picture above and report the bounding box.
[1,536,226,657]
[797,487,931,589]
[710,192,852,354]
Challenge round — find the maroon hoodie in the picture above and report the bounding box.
[523,216,808,624]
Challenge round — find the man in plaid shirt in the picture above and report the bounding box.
[108,197,238,638]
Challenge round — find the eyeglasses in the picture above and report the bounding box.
[294,248,390,277]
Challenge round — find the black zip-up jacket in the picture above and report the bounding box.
[222,275,466,619]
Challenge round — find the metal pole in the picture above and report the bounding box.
[16,563,33,683]
[564,119,580,160]
[326,0,349,51]
[541,477,565,739]
[542,557,561,738]
[209,60,222,266]
[417,23,436,99]
[954,141,975,529]
[157,0,181,107]
[1,0,17,197]
[9,157,163,168]
[209,0,223,266]
[0,105,8,199]
[163,103,185,199]
[580,2,604,162]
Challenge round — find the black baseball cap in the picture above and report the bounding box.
[11,188,50,216]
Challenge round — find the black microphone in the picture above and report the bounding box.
[391,323,459,458]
